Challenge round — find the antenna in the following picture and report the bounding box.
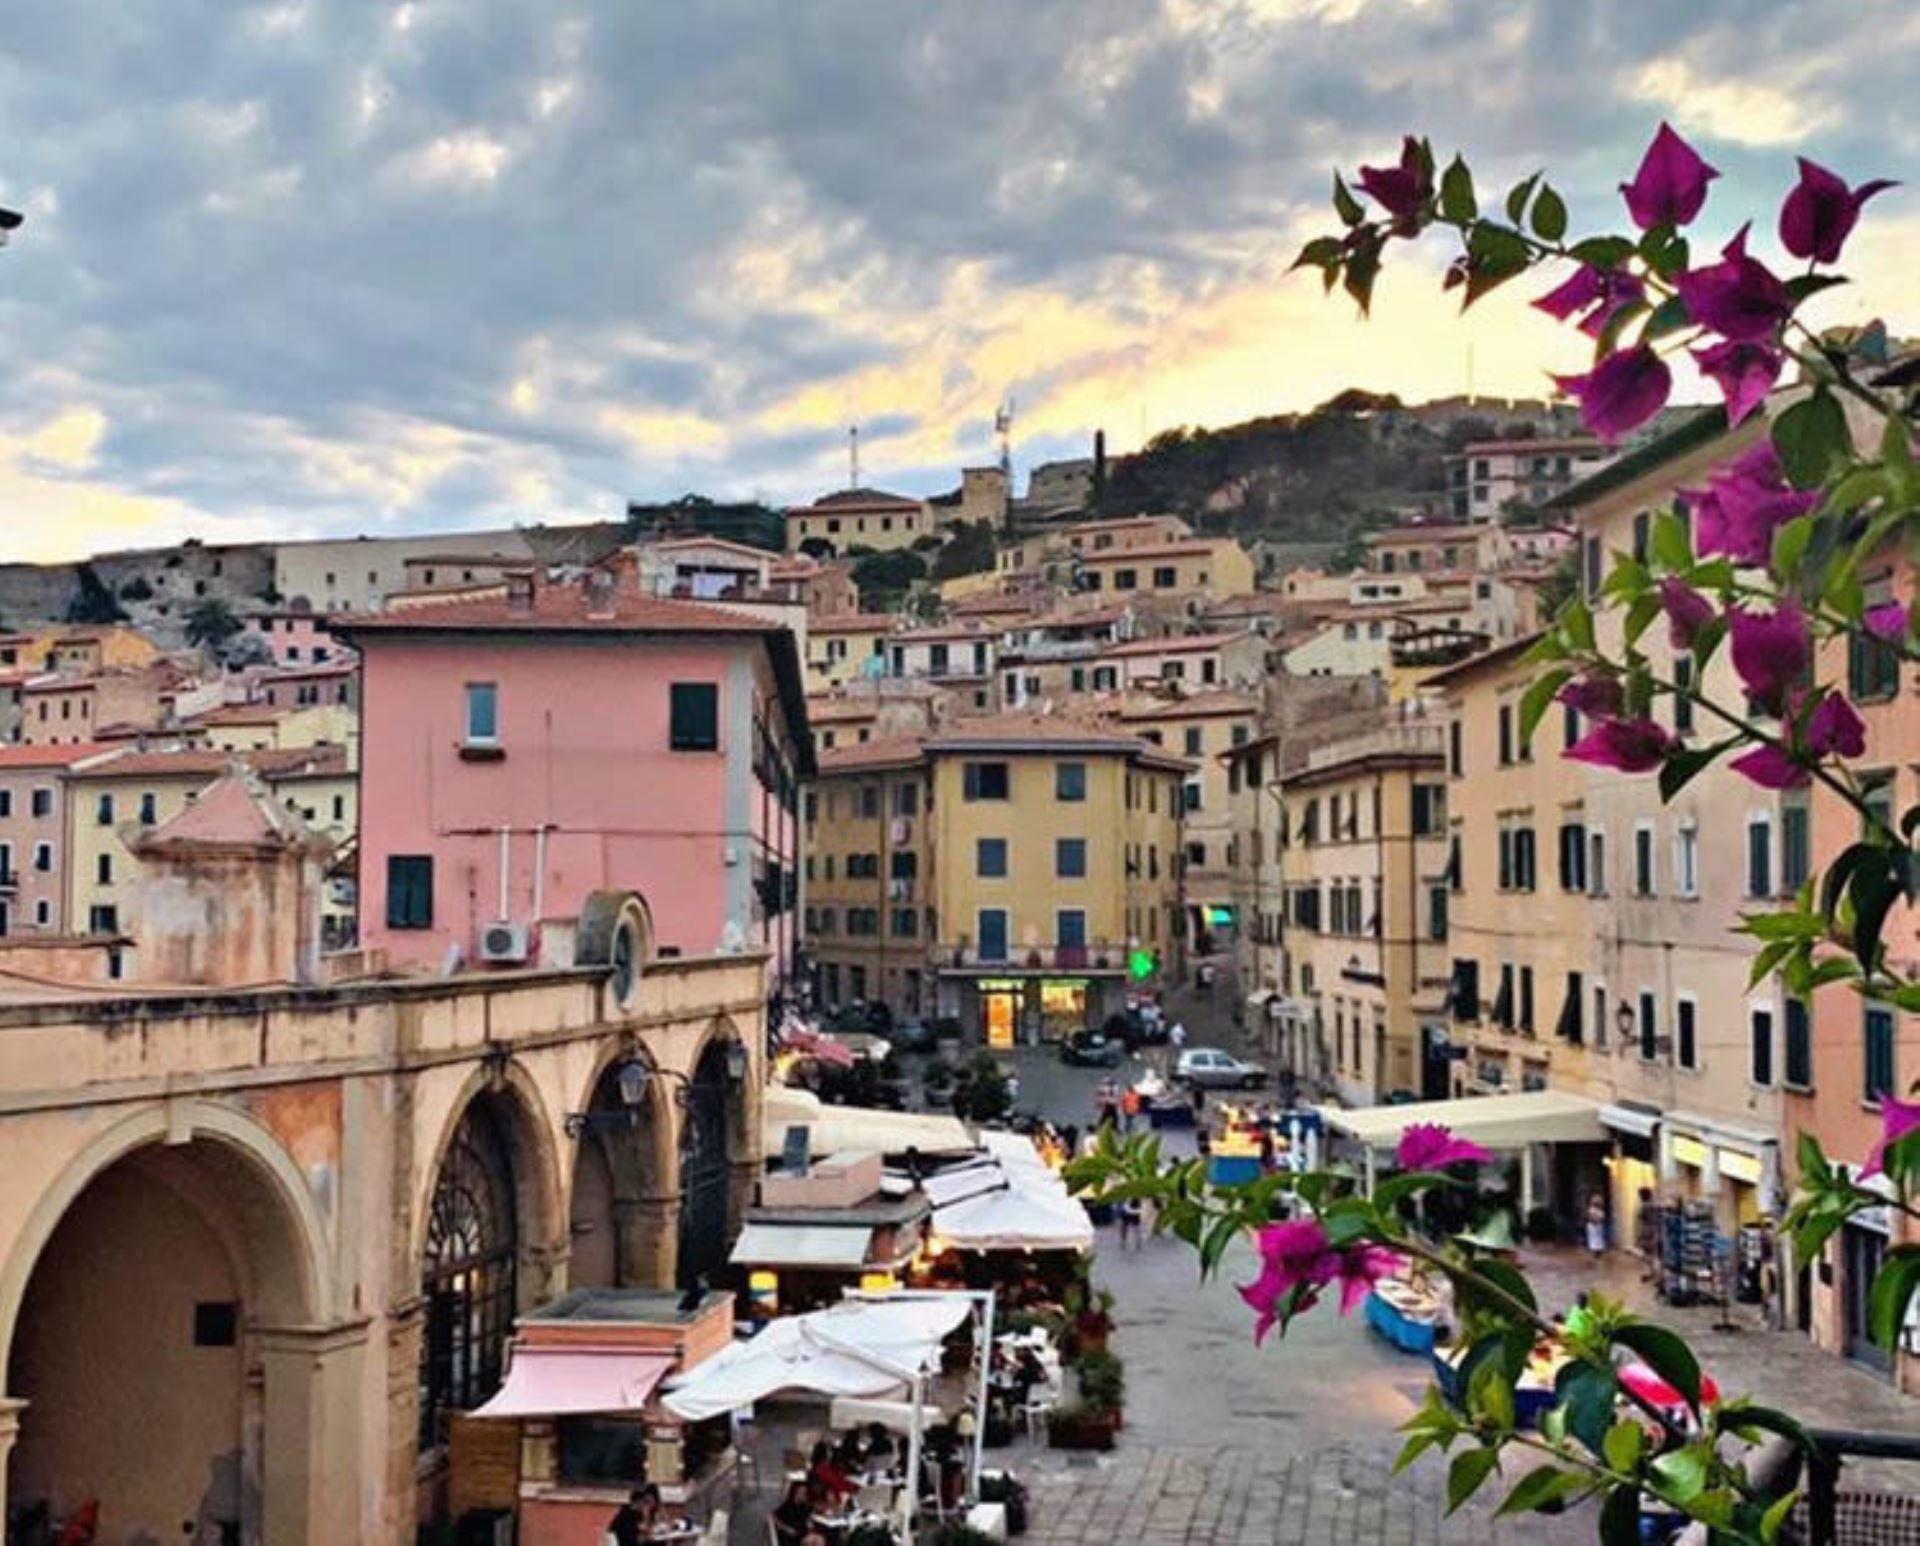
[994,398,1015,481]
[848,425,861,490]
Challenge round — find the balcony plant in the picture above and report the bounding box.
[1074,124,1918,1544]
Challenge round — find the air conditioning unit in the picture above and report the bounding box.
[479,921,531,963]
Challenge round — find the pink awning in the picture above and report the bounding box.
[472,1349,674,1419]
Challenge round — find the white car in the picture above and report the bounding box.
[1175,1047,1268,1090]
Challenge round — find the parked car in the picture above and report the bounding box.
[888,1016,936,1053]
[1060,1028,1125,1068]
[1175,1047,1267,1090]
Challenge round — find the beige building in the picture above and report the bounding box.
[1275,718,1450,1106]
[1096,628,1269,692]
[274,528,535,613]
[193,700,357,753]
[785,489,932,557]
[1074,536,1256,600]
[804,614,895,692]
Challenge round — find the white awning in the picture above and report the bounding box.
[765,1087,974,1160]
[729,1222,875,1269]
[1319,1090,1607,1151]
[1599,1103,1661,1139]
[471,1348,673,1419]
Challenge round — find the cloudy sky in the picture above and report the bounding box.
[1,0,1914,560]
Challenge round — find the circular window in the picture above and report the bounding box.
[610,920,637,1004]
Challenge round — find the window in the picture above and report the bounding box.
[1153,566,1178,589]
[1056,909,1087,948]
[1428,885,1447,941]
[1449,958,1480,1021]
[889,850,916,881]
[1055,762,1086,802]
[1675,822,1699,898]
[1498,828,1513,890]
[1588,829,1607,895]
[95,793,114,826]
[34,899,49,927]
[1583,535,1602,599]
[977,909,1009,961]
[963,762,1010,801]
[1448,720,1463,778]
[1558,821,1587,891]
[30,787,51,818]
[1563,702,1581,751]
[95,853,112,884]
[1864,1005,1895,1102]
[1412,784,1443,837]
[88,904,118,934]
[1498,704,1514,766]
[0,791,8,819]
[1638,992,1658,1060]
[1746,814,1772,898]
[464,682,499,744]
[1055,838,1087,878]
[1513,826,1537,891]
[1677,997,1698,1070]
[1448,832,1462,893]
[1671,657,1694,735]
[1518,966,1535,1034]
[1633,821,1654,896]
[1849,608,1901,701]
[33,842,51,872]
[976,838,1008,878]
[386,855,434,929]
[1558,972,1584,1044]
[1784,998,1812,1089]
[1114,569,1138,591]
[1632,511,1651,563]
[1781,800,1810,892]
[1231,723,1249,747]
[1750,1007,1774,1087]
[1183,726,1203,757]
[1183,780,1203,814]
[139,792,157,826]
[1494,964,1515,1029]
[1186,840,1206,869]
[859,785,879,819]
[668,683,719,751]
[1592,982,1608,1050]
[890,907,917,938]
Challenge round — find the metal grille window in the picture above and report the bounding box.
[668,682,720,750]
[386,855,434,929]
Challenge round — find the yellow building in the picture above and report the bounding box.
[1277,718,1450,1105]
[195,700,357,753]
[786,489,933,557]
[801,714,1190,1044]
[1074,536,1256,600]
[804,614,895,692]
[1115,690,1259,948]
[803,737,934,1015]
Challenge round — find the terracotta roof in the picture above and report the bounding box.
[0,742,117,768]
[1419,632,1544,689]
[331,587,768,637]
[1075,539,1239,563]
[193,702,296,725]
[1100,629,1256,658]
[815,734,928,772]
[252,659,358,679]
[649,536,775,562]
[1365,523,1485,544]
[809,613,897,634]
[135,769,319,851]
[68,745,348,781]
[792,487,921,513]
[924,713,1193,775]
[1117,691,1260,721]
[1453,438,1606,457]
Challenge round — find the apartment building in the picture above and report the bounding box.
[238,610,347,667]
[1095,629,1268,692]
[0,744,112,935]
[996,515,1193,579]
[274,529,534,613]
[786,489,932,557]
[1449,437,1611,521]
[1074,537,1255,599]
[884,627,997,688]
[1276,719,1450,1107]
[805,614,895,692]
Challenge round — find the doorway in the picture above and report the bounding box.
[983,990,1017,1049]
[1841,1223,1890,1373]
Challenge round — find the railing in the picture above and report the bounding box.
[934,942,1129,972]
[1803,1427,1920,1546]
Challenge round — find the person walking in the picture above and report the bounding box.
[1584,1193,1608,1258]
[1120,1085,1142,1134]
[1118,1196,1144,1251]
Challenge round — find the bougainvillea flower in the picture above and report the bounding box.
[1533,264,1647,338]
[1334,1244,1405,1315]
[1557,675,1625,719]
[1397,1122,1491,1171]
[1865,601,1911,643]
[1779,159,1898,265]
[1729,603,1811,714]
[1693,338,1785,426]
[1357,136,1430,227]
[1806,692,1867,759]
[1675,227,1793,344]
[1619,122,1719,230]
[1863,1096,1920,1178]
[1659,579,1716,650]
[1238,1220,1338,1343]
[1730,744,1808,790]
[1555,345,1672,441]
[1690,456,1821,566]
[1565,716,1675,773]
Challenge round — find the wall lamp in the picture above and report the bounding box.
[563,1042,749,1139]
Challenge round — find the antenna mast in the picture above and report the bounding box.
[848,425,861,490]
[994,398,1015,481]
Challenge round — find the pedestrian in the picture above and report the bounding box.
[1095,1077,1119,1129]
[1635,1186,1660,1280]
[1169,1020,1187,1052]
[1188,1078,1204,1117]
[1120,1085,1142,1134]
[1118,1197,1143,1251]
[1584,1193,1608,1258]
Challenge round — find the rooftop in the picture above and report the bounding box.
[1117,690,1260,721]
[814,734,928,773]
[134,769,320,852]
[1453,437,1607,457]
[0,741,118,769]
[809,612,898,634]
[331,585,769,637]
[66,744,349,781]
[1101,629,1255,658]
[790,487,922,513]
[1075,539,1238,563]
[926,713,1192,773]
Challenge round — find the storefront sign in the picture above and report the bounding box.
[1717,1148,1763,1185]
[1669,1135,1708,1170]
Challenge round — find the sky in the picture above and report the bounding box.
[0,0,1915,561]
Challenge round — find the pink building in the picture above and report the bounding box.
[0,743,112,935]
[240,609,346,668]
[254,659,358,710]
[338,570,811,987]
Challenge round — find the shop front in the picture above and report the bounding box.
[939,970,1128,1046]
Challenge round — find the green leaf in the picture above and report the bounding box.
[1624,589,1661,646]
[1760,1488,1800,1544]
[1557,1364,1618,1457]
[1472,1363,1516,1431]
[1649,510,1692,572]
[1505,173,1540,225]
[1613,1323,1701,1414]
[1771,390,1849,490]
[1646,232,1690,282]
[1603,1418,1645,1473]
[1882,411,1915,477]
[1658,742,1723,803]
[1532,184,1567,242]
[1771,514,1814,583]
[1847,854,1902,972]
[1746,939,1792,989]
[1641,293,1692,342]
[1446,1448,1499,1515]
[1649,1444,1709,1504]
[1497,1464,1576,1516]
[1689,612,1728,670]
[1570,235,1635,269]
[1784,274,1847,305]
[1393,1430,1438,1475]
[1599,1482,1641,1546]
[1722,1402,1817,1456]
[1291,236,1345,272]
[1440,155,1477,222]
[1462,223,1531,308]
[1332,173,1364,227]
[1476,1258,1540,1315]
[1343,235,1383,316]
[1867,1246,1920,1351]
[1374,1171,1455,1212]
[1558,595,1595,652]
[1519,667,1572,751]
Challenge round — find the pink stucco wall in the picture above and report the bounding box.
[359,633,797,975]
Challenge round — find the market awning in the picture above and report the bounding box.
[729,1222,875,1269]
[471,1348,673,1419]
[765,1087,974,1160]
[1318,1090,1606,1152]
[1598,1103,1661,1139]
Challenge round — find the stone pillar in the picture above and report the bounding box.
[729,1157,759,1239]
[0,1397,26,1534]
[256,1320,373,1546]
[385,1304,425,1546]
[613,1195,679,1289]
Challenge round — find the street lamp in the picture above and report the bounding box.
[0,208,23,248]
[562,1041,749,1138]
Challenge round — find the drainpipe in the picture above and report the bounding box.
[497,826,511,920]
[532,824,549,923]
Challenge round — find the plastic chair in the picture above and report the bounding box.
[733,1443,762,1496]
[1017,1389,1057,1438]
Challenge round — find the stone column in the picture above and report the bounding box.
[385,1304,425,1546]
[256,1320,373,1546]
[612,1195,679,1289]
[729,1157,760,1240]
[0,1398,26,1533]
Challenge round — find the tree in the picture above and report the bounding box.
[117,575,154,602]
[850,550,927,609]
[185,597,243,652]
[930,521,996,582]
[65,564,127,624]
[798,536,835,560]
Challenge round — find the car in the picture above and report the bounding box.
[1176,1047,1268,1090]
[888,1016,935,1054]
[1060,1028,1125,1068]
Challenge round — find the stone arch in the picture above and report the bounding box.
[676,1017,753,1290]
[566,1039,677,1290]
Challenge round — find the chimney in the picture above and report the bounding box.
[505,569,536,614]
[583,568,617,618]
[1091,430,1107,511]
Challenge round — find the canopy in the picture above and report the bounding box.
[828,1396,946,1434]
[934,1181,1094,1253]
[729,1222,875,1270]
[1318,1090,1606,1152]
[472,1348,673,1419]
[661,1295,972,1421]
[764,1087,974,1161]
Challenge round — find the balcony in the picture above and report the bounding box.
[934,941,1130,975]
[0,869,16,893]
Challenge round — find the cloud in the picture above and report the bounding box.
[0,0,1912,558]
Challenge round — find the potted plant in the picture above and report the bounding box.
[1068,1286,1114,1355]
[1073,1347,1126,1420]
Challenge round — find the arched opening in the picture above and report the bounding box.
[676,1037,745,1291]
[566,1057,670,1290]
[6,1133,320,1545]
[419,1092,523,1452]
